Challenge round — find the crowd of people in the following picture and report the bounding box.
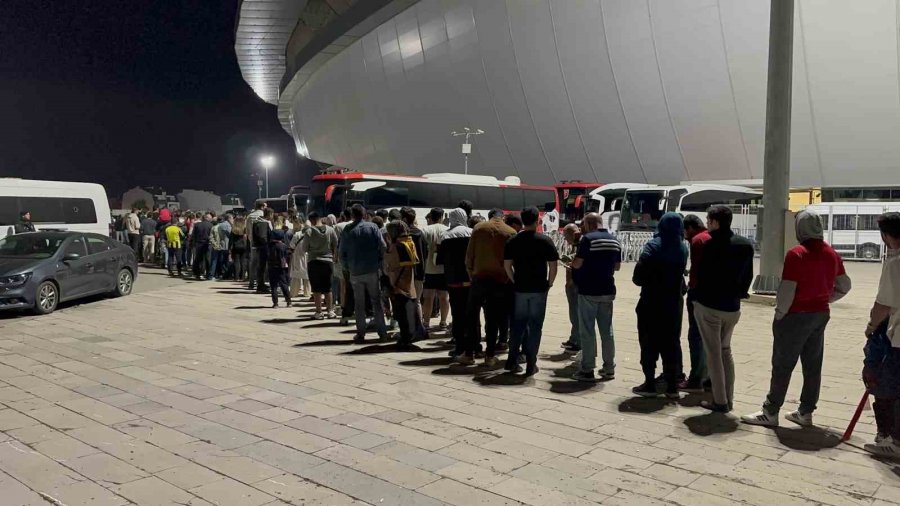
[114,202,900,457]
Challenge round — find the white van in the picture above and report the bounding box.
[0,179,111,239]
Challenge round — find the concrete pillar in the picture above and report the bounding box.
[753,0,795,295]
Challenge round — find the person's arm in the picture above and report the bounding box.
[739,246,755,298]
[632,244,653,287]
[547,261,558,288]
[868,303,892,337]
[465,233,475,276]
[830,258,851,303]
[571,236,588,270]
[774,280,797,320]
[504,259,515,284]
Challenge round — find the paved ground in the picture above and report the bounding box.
[0,262,898,505]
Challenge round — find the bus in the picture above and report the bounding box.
[617,184,761,260]
[805,202,900,261]
[555,181,602,227]
[586,183,656,234]
[306,171,559,230]
[1,179,111,239]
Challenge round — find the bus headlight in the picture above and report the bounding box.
[0,273,32,288]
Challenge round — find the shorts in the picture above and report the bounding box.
[308,260,334,294]
[423,273,447,291]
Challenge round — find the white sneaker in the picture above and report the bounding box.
[865,437,900,458]
[326,311,337,319]
[741,410,779,427]
[313,312,325,320]
[784,410,813,427]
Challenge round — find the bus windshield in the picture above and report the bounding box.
[620,190,665,231]
[309,181,349,217]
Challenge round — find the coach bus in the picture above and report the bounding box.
[585,183,656,234]
[305,171,558,229]
[555,181,602,227]
[804,202,900,261]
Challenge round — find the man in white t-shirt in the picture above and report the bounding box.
[864,212,900,457]
[422,207,450,330]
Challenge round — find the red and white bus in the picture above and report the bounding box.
[300,171,559,229]
[555,181,604,227]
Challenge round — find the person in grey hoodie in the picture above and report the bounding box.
[743,210,851,427]
[303,212,339,319]
[436,208,473,356]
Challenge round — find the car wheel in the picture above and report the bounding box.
[114,268,134,297]
[859,244,880,261]
[33,281,59,315]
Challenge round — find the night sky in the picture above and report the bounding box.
[0,0,317,205]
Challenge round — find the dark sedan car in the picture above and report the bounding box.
[0,231,137,315]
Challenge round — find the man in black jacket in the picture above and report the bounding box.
[436,208,472,357]
[692,205,755,412]
[14,211,35,234]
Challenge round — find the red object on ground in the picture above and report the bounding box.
[843,391,870,442]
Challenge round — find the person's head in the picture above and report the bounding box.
[203,213,212,222]
[468,215,485,228]
[427,208,444,225]
[131,208,138,214]
[879,212,900,250]
[170,216,178,225]
[504,214,523,232]
[225,213,234,224]
[457,200,473,218]
[341,208,352,222]
[448,208,467,228]
[795,209,824,243]
[20,211,31,221]
[657,212,685,243]
[232,216,246,235]
[563,223,580,245]
[263,208,275,220]
[308,211,320,225]
[706,205,732,232]
[371,216,384,229]
[255,201,266,210]
[519,206,540,230]
[385,220,408,243]
[375,209,389,221]
[683,214,706,239]
[350,204,366,221]
[488,208,504,221]
[582,212,601,233]
[400,207,416,226]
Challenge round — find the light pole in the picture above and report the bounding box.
[260,156,275,198]
[450,128,484,175]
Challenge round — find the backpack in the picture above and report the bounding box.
[252,220,270,246]
[395,236,419,267]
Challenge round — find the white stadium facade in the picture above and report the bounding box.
[235,0,900,189]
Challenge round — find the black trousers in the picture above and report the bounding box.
[255,246,269,290]
[128,233,141,256]
[233,250,248,280]
[874,398,900,439]
[269,267,290,305]
[447,285,470,354]
[636,299,684,391]
[464,279,511,357]
[167,247,183,274]
[193,243,210,279]
[391,294,421,345]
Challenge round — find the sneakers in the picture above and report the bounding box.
[339,318,350,326]
[438,321,449,331]
[865,437,900,458]
[504,361,524,373]
[388,319,398,331]
[484,356,499,367]
[313,312,325,320]
[876,432,890,443]
[455,354,476,365]
[632,382,660,398]
[573,350,583,364]
[524,364,539,377]
[678,379,704,393]
[741,410,778,426]
[599,370,615,381]
[352,334,365,343]
[572,370,598,383]
[784,410,813,427]
[272,302,279,308]
[701,400,730,413]
[496,342,509,352]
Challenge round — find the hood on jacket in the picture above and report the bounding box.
[247,209,264,221]
[656,213,685,244]
[448,208,467,228]
[795,210,824,242]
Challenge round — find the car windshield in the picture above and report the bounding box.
[0,235,64,259]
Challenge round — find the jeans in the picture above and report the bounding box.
[208,249,222,279]
[686,294,707,383]
[161,243,169,268]
[507,291,548,368]
[637,298,683,391]
[447,285,470,354]
[464,279,511,357]
[763,312,829,415]
[694,302,741,406]
[341,269,355,318]
[565,283,581,345]
[350,272,387,338]
[167,246,183,274]
[577,294,616,374]
[269,267,290,305]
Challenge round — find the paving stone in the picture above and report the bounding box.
[300,461,445,506]
[314,443,441,489]
[191,477,275,506]
[233,440,326,476]
[65,452,147,485]
[31,434,100,462]
[253,474,358,505]
[113,476,211,506]
[155,463,227,491]
[418,478,523,506]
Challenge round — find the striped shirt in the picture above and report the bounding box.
[574,229,621,296]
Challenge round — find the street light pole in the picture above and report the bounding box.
[451,128,484,175]
[260,156,275,199]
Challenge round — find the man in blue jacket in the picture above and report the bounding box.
[340,204,389,342]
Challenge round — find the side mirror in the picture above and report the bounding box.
[63,252,80,262]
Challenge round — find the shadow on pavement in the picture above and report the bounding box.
[398,357,454,367]
[233,306,273,310]
[549,364,578,378]
[774,426,842,451]
[215,290,260,295]
[301,322,346,329]
[548,380,596,394]
[474,372,529,387]
[293,339,356,347]
[432,364,502,376]
[683,413,739,436]
[342,343,422,355]
[618,396,668,414]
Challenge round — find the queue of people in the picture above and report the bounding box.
[115,201,900,457]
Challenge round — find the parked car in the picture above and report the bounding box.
[0,231,137,315]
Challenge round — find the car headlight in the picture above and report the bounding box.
[0,273,32,288]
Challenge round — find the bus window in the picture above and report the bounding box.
[364,185,408,208]
[503,189,524,211]
[621,190,664,230]
[666,189,688,213]
[833,215,856,230]
[819,214,829,230]
[523,189,556,212]
[475,186,502,211]
[858,214,880,231]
